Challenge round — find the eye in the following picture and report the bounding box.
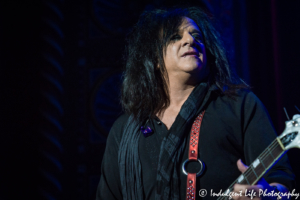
[170,34,182,41]
[192,34,202,42]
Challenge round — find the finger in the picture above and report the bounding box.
[237,159,248,173]
[233,184,247,195]
[233,184,262,198]
[256,177,269,189]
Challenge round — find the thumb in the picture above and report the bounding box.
[237,159,248,173]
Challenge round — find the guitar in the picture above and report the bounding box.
[216,114,300,200]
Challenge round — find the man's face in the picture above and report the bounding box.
[163,17,207,82]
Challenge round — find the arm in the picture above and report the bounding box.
[96,115,126,200]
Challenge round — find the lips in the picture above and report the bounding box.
[182,50,199,57]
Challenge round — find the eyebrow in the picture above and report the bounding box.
[177,28,200,34]
[179,25,201,34]
[190,29,201,34]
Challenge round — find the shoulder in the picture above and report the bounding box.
[111,113,130,130]
[237,89,267,111]
[107,113,130,146]
[220,89,263,107]
[212,89,257,105]
[238,89,260,102]
[209,89,268,117]
[234,90,273,129]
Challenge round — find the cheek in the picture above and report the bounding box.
[200,43,207,66]
[164,46,179,68]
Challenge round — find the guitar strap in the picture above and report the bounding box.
[185,110,205,200]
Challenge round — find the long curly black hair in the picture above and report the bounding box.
[121,7,248,121]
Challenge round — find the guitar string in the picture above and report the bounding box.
[243,139,279,179]
[229,139,278,186]
[216,130,298,200]
[216,141,277,200]
[217,139,281,200]
[237,140,280,185]
[244,139,282,180]
[218,133,291,200]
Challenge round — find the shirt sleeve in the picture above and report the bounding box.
[242,91,295,191]
[96,115,127,200]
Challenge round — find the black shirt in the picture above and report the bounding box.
[97,90,295,200]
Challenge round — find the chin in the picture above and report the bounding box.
[183,64,205,73]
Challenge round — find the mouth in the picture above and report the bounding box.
[182,51,199,57]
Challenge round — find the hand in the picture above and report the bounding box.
[231,159,286,200]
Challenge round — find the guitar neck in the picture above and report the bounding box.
[217,137,285,200]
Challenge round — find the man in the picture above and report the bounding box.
[97,7,295,200]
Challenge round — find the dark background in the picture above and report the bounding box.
[1,0,299,199]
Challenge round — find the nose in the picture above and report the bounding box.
[182,32,196,47]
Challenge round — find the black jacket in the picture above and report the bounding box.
[97,90,295,200]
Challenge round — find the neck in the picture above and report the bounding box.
[167,72,200,107]
[169,82,195,107]
[156,77,196,129]
[156,73,204,129]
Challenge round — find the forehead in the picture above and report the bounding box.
[179,17,201,32]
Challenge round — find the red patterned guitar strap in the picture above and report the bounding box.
[184,110,205,200]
